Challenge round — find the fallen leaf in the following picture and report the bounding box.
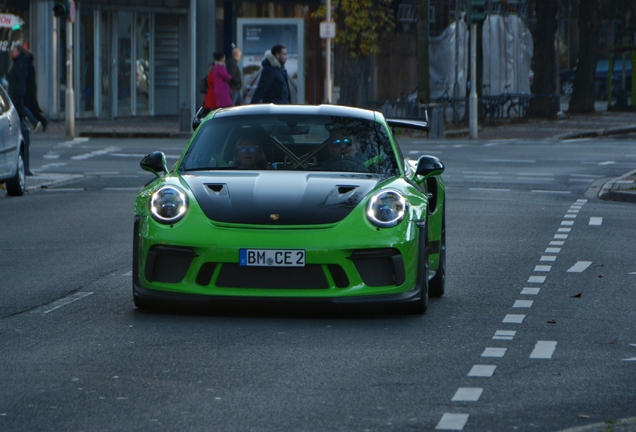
[606,337,618,344]
[570,292,583,298]
[578,414,590,419]
[547,319,557,324]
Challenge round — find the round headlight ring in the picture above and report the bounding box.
[150,186,188,224]
[366,190,408,228]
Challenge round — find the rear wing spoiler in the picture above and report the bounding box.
[386,115,429,134]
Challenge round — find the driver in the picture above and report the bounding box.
[319,129,368,172]
[233,137,269,169]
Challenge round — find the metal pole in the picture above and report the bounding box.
[325,0,332,104]
[469,22,478,140]
[66,18,75,137]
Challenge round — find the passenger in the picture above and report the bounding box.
[319,129,367,172]
[233,137,268,169]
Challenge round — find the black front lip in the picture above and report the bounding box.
[132,282,424,308]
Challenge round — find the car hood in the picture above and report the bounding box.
[182,171,382,225]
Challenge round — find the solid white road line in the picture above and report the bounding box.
[521,287,540,295]
[527,276,546,283]
[530,341,557,359]
[482,348,507,358]
[452,388,483,402]
[513,300,534,308]
[567,261,592,273]
[468,365,497,377]
[31,292,94,314]
[436,413,470,430]
[589,217,603,226]
[493,330,516,340]
[503,314,525,324]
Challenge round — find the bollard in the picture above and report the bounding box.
[429,104,444,139]
[179,103,191,132]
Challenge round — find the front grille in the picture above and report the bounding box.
[216,264,329,289]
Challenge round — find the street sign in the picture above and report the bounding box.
[320,21,336,39]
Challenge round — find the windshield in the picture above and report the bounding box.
[179,114,400,177]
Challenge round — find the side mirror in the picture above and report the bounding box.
[140,151,168,177]
[192,107,207,131]
[415,155,445,178]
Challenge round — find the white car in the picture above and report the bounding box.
[0,84,26,196]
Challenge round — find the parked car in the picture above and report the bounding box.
[133,104,446,314]
[0,84,26,196]
[560,57,632,99]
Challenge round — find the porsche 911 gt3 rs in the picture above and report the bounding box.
[133,104,445,314]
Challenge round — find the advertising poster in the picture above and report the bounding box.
[238,18,304,104]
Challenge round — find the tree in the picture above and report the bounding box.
[568,0,600,113]
[314,0,395,106]
[528,0,559,117]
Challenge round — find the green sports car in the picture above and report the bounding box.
[133,104,445,314]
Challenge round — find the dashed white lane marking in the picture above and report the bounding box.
[557,227,572,233]
[521,287,540,295]
[554,234,568,239]
[482,348,507,358]
[550,240,565,246]
[71,146,120,160]
[560,220,575,226]
[527,276,546,283]
[545,247,561,253]
[531,190,571,194]
[513,300,533,308]
[599,161,616,165]
[564,214,577,219]
[31,292,94,314]
[540,256,557,262]
[589,217,603,226]
[468,365,497,377]
[436,413,470,430]
[567,261,592,273]
[503,314,525,324]
[465,175,503,180]
[479,159,536,163]
[452,388,483,402]
[530,341,557,359]
[493,330,516,340]
[469,188,511,192]
[534,265,552,272]
[463,171,500,175]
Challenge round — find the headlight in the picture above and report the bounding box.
[150,186,188,224]
[366,190,407,228]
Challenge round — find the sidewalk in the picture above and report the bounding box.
[24,103,636,204]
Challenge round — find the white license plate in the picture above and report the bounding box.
[239,249,306,267]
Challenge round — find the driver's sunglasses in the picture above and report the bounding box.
[332,138,352,147]
[236,145,260,154]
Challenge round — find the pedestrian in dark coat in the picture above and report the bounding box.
[250,44,291,104]
[6,43,34,174]
[24,49,48,131]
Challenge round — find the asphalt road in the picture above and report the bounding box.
[0,134,635,431]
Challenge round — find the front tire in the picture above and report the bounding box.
[6,152,25,196]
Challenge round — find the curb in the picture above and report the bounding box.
[557,416,636,432]
[553,125,636,140]
[596,169,636,204]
